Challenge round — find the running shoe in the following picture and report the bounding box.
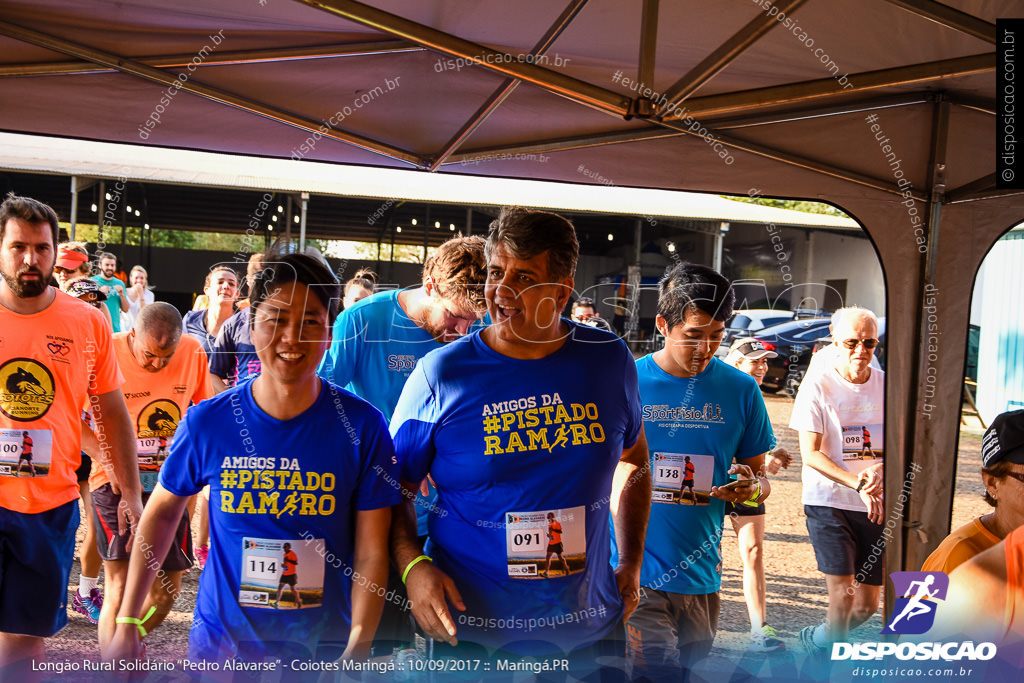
[71,587,103,624]
[196,544,209,570]
[799,625,826,655]
[749,624,785,652]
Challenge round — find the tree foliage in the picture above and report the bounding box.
[724,196,850,218]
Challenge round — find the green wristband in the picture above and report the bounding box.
[741,483,762,508]
[401,555,432,584]
[116,605,157,638]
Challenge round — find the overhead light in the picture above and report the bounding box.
[411,218,417,226]
[607,233,614,241]
[268,225,273,231]
[272,215,278,222]
[134,209,141,217]
[449,225,455,231]
[434,221,440,228]
[143,223,150,230]
[667,242,676,253]
[396,226,402,233]
[105,192,111,200]
[293,215,299,223]
[277,205,284,213]
[126,205,132,213]
[90,203,98,212]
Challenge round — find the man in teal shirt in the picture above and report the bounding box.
[91,251,128,332]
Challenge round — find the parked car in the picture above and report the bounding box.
[715,309,796,357]
[751,318,834,394]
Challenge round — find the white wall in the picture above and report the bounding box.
[804,231,886,316]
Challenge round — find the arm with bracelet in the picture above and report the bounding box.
[390,480,464,645]
[105,485,189,661]
[711,454,770,505]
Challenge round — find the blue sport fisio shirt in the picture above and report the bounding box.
[209,308,261,385]
[159,380,402,662]
[318,289,440,423]
[318,289,444,535]
[614,355,774,595]
[391,322,642,654]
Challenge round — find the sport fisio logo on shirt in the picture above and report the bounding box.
[481,393,606,455]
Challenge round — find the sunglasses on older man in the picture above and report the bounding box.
[841,338,879,350]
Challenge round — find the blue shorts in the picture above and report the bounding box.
[0,500,79,636]
[804,504,885,585]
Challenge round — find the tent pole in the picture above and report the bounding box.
[0,40,424,77]
[285,195,293,245]
[713,222,728,273]
[69,176,78,241]
[902,96,950,577]
[299,193,309,251]
[881,0,997,43]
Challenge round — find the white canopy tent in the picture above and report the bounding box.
[0,0,1021,574]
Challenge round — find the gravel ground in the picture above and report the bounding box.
[41,393,989,681]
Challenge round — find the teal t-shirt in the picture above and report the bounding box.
[612,355,775,595]
[91,274,124,333]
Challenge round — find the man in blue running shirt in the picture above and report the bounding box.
[619,263,774,683]
[391,207,651,681]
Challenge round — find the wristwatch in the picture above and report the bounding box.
[855,478,866,492]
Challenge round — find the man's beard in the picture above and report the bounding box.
[1,265,50,298]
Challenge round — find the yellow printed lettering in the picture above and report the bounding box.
[321,473,335,492]
[524,408,540,428]
[590,423,606,443]
[571,404,586,421]
[501,413,517,431]
[569,423,591,445]
[484,435,504,455]
[554,404,571,424]
[506,431,527,452]
[527,428,549,450]
[318,495,336,515]
[236,491,257,514]
[220,490,235,513]
[299,493,317,516]
[258,491,279,514]
[585,403,599,420]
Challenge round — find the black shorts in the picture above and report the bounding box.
[681,479,694,488]
[279,573,297,587]
[76,452,91,483]
[92,483,193,571]
[804,504,885,585]
[547,542,564,555]
[726,500,766,517]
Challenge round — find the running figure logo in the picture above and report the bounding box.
[881,571,948,635]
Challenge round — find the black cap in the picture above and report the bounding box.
[982,409,1024,467]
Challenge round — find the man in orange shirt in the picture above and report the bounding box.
[0,194,141,680]
[84,302,212,653]
[273,543,304,609]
